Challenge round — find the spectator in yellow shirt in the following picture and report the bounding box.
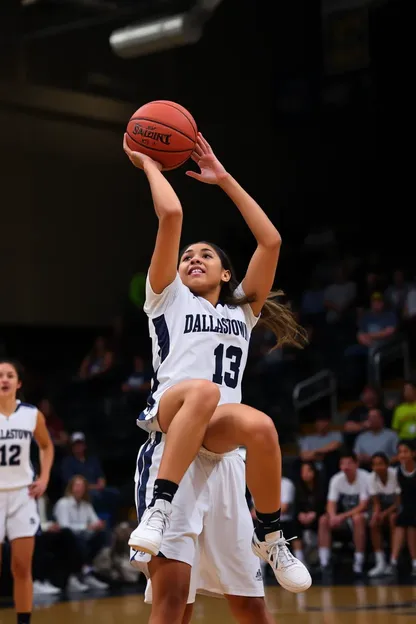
[392,380,416,439]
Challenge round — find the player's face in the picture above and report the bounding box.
[398,444,415,465]
[371,455,388,477]
[179,243,230,295]
[0,363,21,398]
[340,457,357,479]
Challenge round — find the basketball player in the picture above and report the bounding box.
[123,132,311,594]
[130,439,275,624]
[0,360,54,624]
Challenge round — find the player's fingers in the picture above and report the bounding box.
[198,133,212,153]
[123,133,132,155]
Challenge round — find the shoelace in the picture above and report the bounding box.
[268,536,298,569]
[145,507,171,533]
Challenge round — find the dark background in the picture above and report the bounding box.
[0,0,412,329]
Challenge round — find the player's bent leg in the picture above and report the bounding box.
[129,379,220,556]
[203,404,311,593]
[148,557,192,624]
[11,537,35,615]
[181,604,194,624]
[225,596,274,624]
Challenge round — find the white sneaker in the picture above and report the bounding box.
[353,561,363,575]
[384,563,397,576]
[42,580,61,594]
[128,499,172,556]
[67,575,89,593]
[252,530,312,593]
[84,575,109,590]
[33,581,52,595]
[368,563,386,578]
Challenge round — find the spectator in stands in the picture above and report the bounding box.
[367,453,400,577]
[78,336,114,380]
[323,266,356,325]
[298,414,342,482]
[38,398,68,449]
[354,292,397,351]
[54,475,109,591]
[344,292,397,389]
[121,355,151,398]
[384,269,409,315]
[300,277,325,327]
[33,495,85,594]
[61,432,120,522]
[389,440,416,576]
[343,384,387,449]
[353,409,399,469]
[292,462,326,564]
[318,451,370,574]
[391,379,416,440]
[403,283,416,354]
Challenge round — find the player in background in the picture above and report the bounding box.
[124,133,311,594]
[0,360,54,624]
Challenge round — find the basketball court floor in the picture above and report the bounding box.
[1,582,415,624]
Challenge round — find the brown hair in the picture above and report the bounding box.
[180,242,308,350]
[65,475,90,502]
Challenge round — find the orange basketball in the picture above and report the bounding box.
[126,100,197,171]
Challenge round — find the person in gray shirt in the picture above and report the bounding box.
[299,415,343,479]
[353,409,399,469]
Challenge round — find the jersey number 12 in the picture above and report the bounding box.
[0,445,21,467]
[212,344,242,389]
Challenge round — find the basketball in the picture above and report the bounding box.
[126,100,197,171]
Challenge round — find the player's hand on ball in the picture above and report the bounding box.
[123,134,163,171]
[186,133,228,185]
[29,478,48,499]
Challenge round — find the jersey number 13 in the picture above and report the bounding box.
[212,344,243,389]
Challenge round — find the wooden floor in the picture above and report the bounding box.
[1,585,416,624]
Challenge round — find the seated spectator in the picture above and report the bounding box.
[384,269,409,315]
[298,414,342,482]
[389,440,416,576]
[318,451,370,574]
[323,266,356,325]
[61,432,120,522]
[121,355,151,397]
[344,292,397,388]
[54,475,109,590]
[33,495,86,594]
[391,379,416,440]
[367,453,400,578]
[292,462,326,564]
[78,336,114,380]
[343,384,387,449]
[92,522,140,584]
[353,409,399,469]
[300,277,325,326]
[38,398,68,448]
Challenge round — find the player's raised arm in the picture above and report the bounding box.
[186,133,281,316]
[123,134,183,294]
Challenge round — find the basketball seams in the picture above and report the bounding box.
[129,116,195,144]
[126,131,194,154]
[151,100,198,138]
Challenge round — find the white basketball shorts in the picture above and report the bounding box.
[0,487,40,543]
[130,432,264,603]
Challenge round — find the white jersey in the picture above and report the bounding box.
[0,401,37,490]
[138,273,259,426]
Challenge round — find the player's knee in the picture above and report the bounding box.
[187,380,220,409]
[249,414,278,448]
[352,513,365,527]
[319,514,329,529]
[11,556,31,580]
[228,596,268,622]
[155,586,189,619]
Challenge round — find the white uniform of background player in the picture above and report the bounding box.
[131,273,264,602]
[0,402,39,543]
